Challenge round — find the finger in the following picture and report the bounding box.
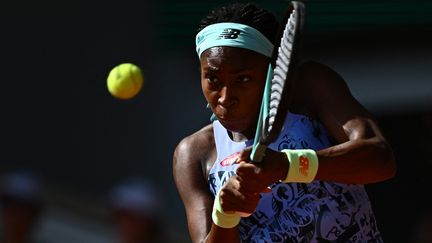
[237,211,253,217]
[236,178,270,198]
[221,192,260,213]
[238,146,253,162]
[220,178,260,213]
[236,163,266,186]
[262,186,272,193]
[236,162,257,177]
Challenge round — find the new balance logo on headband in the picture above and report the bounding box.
[218,28,241,39]
[196,23,274,58]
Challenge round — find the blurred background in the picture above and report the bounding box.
[0,0,431,242]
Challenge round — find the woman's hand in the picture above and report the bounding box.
[237,147,288,189]
[218,147,289,215]
[218,174,260,216]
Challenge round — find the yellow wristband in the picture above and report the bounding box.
[281,149,319,183]
[212,190,241,228]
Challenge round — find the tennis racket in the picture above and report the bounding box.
[250,1,305,163]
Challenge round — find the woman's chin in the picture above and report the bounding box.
[219,118,253,135]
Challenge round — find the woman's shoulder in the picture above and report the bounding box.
[291,60,350,115]
[173,124,215,163]
[297,59,352,99]
[297,60,340,79]
[173,124,216,182]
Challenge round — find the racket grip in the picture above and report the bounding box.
[250,143,268,162]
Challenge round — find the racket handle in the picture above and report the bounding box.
[250,143,268,163]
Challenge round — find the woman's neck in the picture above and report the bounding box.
[229,127,255,142]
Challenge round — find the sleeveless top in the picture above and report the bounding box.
[208,112,383,243]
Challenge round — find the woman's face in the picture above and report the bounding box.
[200,46,269,134]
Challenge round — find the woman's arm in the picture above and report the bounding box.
[303,61,397,184]
[172,128,240,243]
[233,61,396,195]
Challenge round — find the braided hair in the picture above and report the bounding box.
[197,3,279,43]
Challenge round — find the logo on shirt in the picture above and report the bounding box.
[218,28,241,39]
[220,152,241,166]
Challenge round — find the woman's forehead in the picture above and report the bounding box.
[201,46,269,68]
[203,46,265,58]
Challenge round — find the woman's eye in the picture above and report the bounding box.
[205,76,218,84]
[238,76,251,83]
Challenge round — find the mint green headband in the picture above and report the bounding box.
[195,22,274,58]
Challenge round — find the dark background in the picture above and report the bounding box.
[1,0,431,242]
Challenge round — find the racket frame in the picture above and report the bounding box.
[250,1,304,163]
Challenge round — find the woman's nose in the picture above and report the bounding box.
[218,86,237,107]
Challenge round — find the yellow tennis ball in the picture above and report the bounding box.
[107,63,144,100]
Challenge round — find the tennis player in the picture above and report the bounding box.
[173,2,396,242]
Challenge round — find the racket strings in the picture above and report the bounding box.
[267,9,298,133]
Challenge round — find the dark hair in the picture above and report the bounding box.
[197,3,279,43]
